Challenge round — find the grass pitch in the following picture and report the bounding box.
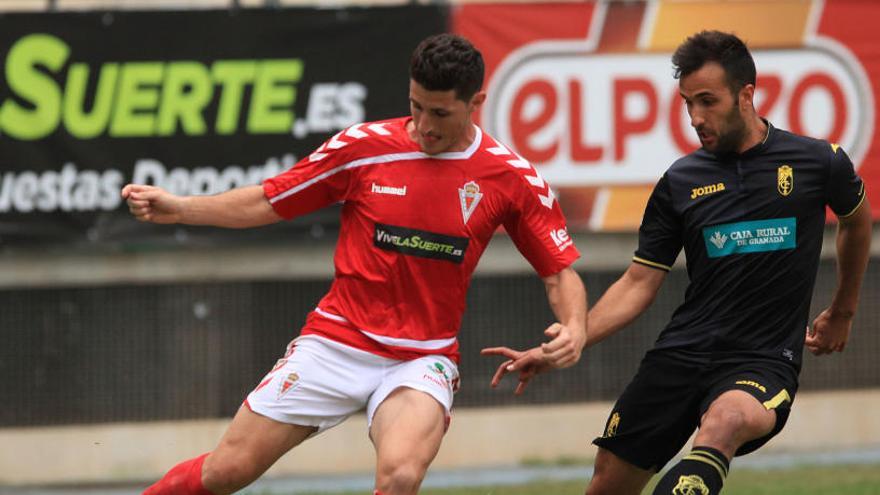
[280,463,880,495]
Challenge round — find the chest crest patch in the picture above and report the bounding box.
[459,181,483,224]
[777,165,793,196]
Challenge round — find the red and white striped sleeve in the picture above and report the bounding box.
[262,128,364,219]
[489,140,580,277]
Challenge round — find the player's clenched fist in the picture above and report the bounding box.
[541,322,585,369]
[121,184,185,224]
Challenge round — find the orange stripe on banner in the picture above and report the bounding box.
[648,0,815,49]
[597,1,652,230]
[597,1,647,52]
[600,186,654,231]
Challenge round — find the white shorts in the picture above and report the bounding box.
[245,335,459,434]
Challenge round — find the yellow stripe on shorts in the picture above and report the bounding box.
[763,389,792,410]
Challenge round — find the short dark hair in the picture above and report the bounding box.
[672,30,756,94]
[410,33,484,101]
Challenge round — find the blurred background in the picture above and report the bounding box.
[0,0,878,492]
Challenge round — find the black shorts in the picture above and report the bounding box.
[592,348,798,472]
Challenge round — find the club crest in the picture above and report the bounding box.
[277,372,300,399]
[459,181,483,224]
[777,165,793,196]
[673,474,709,495]
[605,412,620,437]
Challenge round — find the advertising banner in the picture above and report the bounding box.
[0,7,447,247]
[455,0,879,230]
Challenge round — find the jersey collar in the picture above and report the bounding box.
[421,124,483,160]
[740,118,775,157]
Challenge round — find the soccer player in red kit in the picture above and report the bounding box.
[124,34,587,495]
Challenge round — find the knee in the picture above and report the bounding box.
[702,407,749,435]
[585,460,645,495]
[585,474,615,495]
[700,406,772,450]
[201,454,260,495]
[376,460,427,495]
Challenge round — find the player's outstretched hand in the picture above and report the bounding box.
[480,346,549,395]
[540,322,586,369]
[121,184,184,224]
[805,307,852,356]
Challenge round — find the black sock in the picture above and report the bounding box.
[651,446,730,494]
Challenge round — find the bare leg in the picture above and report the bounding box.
[649,390,777,494]
[370,388,447,495]
[200,405,318,494]
[694,389,776,458]
[585,447,655,495]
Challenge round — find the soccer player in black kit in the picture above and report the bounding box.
[483,30,872,494]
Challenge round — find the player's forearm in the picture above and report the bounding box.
[544,267,587,336]
[180,185,282,228]
[830,200,872,317]
[586,265,664,347]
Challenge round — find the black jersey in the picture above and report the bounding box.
[634,122,866,371]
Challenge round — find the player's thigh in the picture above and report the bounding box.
[370,387,447,468]
[698,390,775,442]
[586,447,654,495]
[204,405,317,482]
[698,362,796,455]
[368,355,458,468]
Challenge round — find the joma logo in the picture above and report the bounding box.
[691,182,726,199]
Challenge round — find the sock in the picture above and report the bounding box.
[143,453,214,495]
[651,446,729,495]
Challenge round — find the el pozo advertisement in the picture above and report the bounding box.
[455,0,879,230]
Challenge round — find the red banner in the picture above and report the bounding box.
[454,0,879,230]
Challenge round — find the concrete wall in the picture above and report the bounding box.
[2,389,879,485]
[6,228,877,288]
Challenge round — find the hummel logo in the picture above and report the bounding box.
[709,231,727,249]
[371,183,407,196]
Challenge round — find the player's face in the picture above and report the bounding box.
[680,62,750,154]
[409,80,485,155]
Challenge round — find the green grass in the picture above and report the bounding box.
[717,464,880,495]
[279,463,880,495]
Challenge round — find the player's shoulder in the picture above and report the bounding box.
[770,125,852,167]
[477,130,558,207]
[771,126,827,151]
[307,117,415,163]
[665,148,714,179]
[768,125,845,158]
[477,130,537,173]
[668,151,703,170]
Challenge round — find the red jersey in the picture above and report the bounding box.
[263,117,579,363]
